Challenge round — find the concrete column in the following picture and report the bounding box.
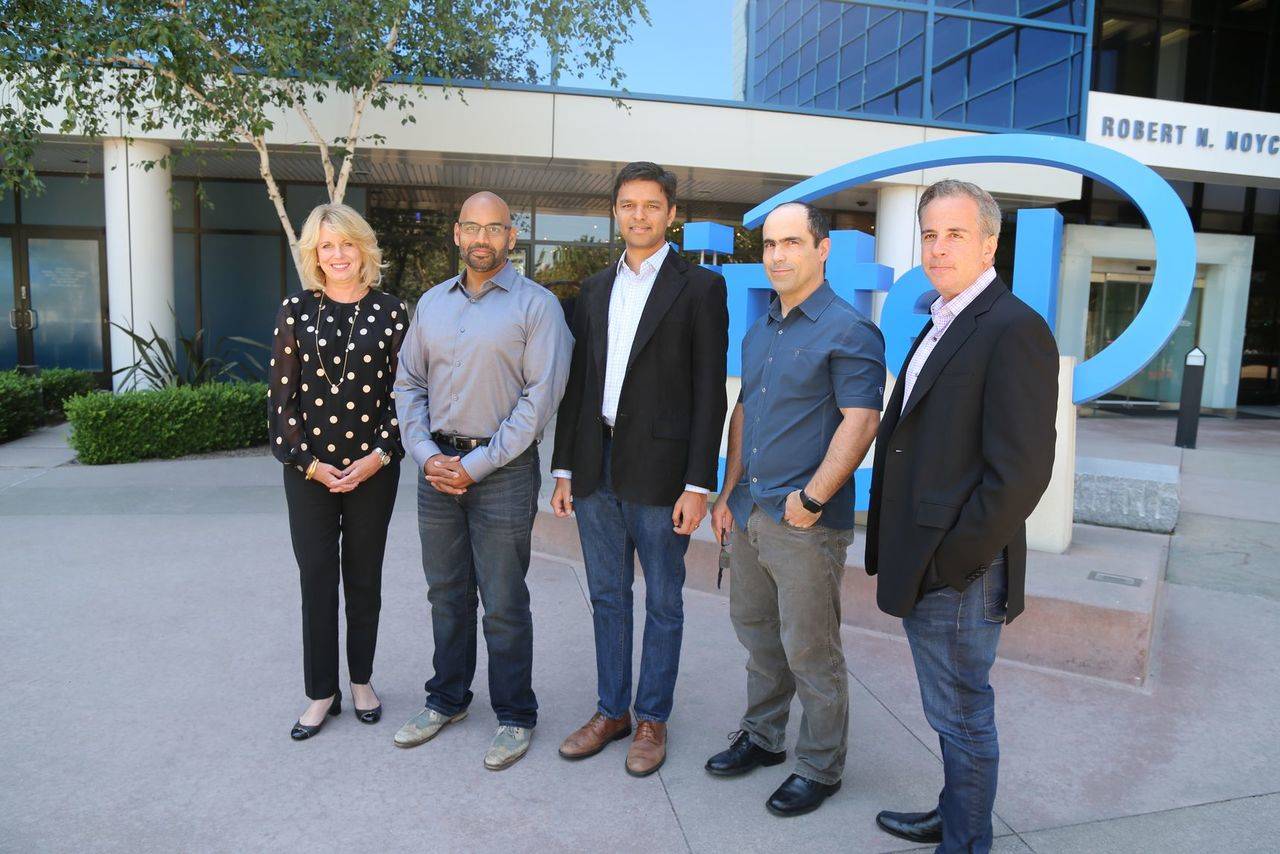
[873,183,922,326]
[1026,357,1077,554]
[103,138,175,390]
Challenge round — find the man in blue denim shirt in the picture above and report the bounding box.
[708,202,884,818]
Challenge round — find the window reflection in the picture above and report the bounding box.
[748,1,1083,130]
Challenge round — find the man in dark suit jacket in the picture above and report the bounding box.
[551,162,728,776]
[866,180,1058,853]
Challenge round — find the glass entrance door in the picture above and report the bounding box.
[0,237,16,369]
[6,232,109,374]
[1085,272,1203,405]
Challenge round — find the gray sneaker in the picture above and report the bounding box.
[393,707,467,748]
[484,725,532,770]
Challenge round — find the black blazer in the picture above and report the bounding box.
[865,277,1058,623]
[552,249,729,506]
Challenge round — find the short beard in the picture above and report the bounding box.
[465,247,504,273]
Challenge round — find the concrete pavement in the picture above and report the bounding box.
[2,421,1279,852]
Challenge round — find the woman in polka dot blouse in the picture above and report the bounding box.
[268,203,408,741]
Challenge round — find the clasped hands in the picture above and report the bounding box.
[310,452,383,493]
[424,454,476,495]
[551,478,708,535]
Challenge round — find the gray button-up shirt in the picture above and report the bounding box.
[394,261,573,482]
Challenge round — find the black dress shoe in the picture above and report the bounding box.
[765,773,841,817]
[876,808,943,844]
[352,685,382,724]
[290,691,341,741]
[705,730,787,777]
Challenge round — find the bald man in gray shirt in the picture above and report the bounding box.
[392,192,572,771]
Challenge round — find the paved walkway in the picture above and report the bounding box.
[2,419,1278,852]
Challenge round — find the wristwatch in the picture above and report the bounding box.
[376,447,391,467]
[798,489,825,514]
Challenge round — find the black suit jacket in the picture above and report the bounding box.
[865,277,1058,623]
[552,249,729,506]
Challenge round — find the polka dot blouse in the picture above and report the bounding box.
[268,289,408,471]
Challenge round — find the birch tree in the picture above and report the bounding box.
[0,0,648,280]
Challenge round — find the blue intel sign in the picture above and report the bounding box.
[685,134,1197,406]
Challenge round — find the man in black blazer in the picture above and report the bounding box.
[551,162,728,776]
[866,180,1058,853]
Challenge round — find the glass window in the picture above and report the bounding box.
[172,180,196,229]
[1254,189,1280,235]
[1095,17,1157,97]
[1022,0,1087,25]
[1160,0,1215,20]
[932,59,968,114]
[174,233,197,338]
[0,193,15,224]
[532,244,615,285]
[1210,28,1266,110]
[1102,0,1158,14]
[1203,183,1246,212]
[201,181,280,231]
[817,55,839,90]
[200,234,282,375]
[1014,61,1075,128]
[534,211,610,243]
[968,84,1013,127]
[971,30,1016,94]
[286,184,368,235]
[21,176,105,228]
[1156,24,1211,103]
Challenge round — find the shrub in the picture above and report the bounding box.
[0,371,44,442]
[65,381,269,465]
[39,368,99,419]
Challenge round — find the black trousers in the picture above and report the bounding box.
[283,460,399,699]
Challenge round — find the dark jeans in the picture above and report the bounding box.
[573,437,689,722]
[417,443,540,728]
[903,553,1008,854]
[283,459,399,700]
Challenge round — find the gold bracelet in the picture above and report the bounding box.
[305,459,319,480]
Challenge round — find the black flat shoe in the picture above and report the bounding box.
[290,691,341,741]
[875,808,943,844]
[705,730,787,777]
[765,773,841,817]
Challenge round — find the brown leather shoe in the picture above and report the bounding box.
[625,720,667,777]
[559,712,632,760]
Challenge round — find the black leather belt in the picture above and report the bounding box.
[431,432,490,451]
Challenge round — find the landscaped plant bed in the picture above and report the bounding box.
[65,382,269,465]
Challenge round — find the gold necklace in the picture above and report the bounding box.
[314,287,368,394]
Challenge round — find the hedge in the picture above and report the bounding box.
[39,368,99,419]
[0,372,43,442]
[65,381,269,464]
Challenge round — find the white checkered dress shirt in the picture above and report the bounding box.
[900,266,996,414]
[551,242,707,494]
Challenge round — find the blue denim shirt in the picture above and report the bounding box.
[728,282,885,532]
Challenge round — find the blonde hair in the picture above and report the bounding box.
[297,203,384,292]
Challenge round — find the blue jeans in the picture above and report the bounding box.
[903,553,1008,854]
[573,438,689,722]
[417,443,540,728]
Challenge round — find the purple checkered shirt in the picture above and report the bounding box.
[900,266,997,414]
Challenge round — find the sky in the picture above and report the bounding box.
[566,0,738,101]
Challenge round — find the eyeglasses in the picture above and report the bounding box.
[458,222,510,237]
